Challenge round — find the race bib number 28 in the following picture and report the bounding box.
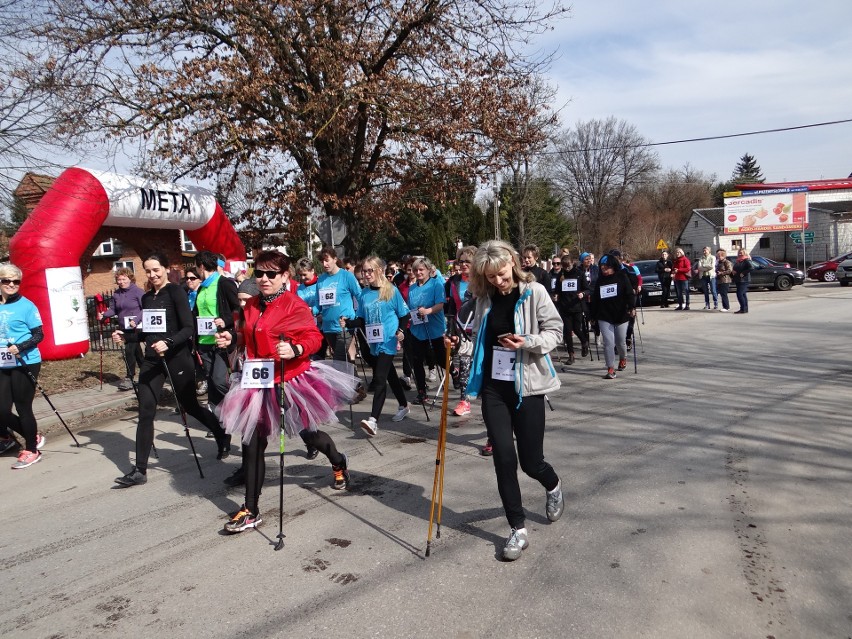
[600,284,618,299]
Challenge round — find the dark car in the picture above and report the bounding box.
[751,255,791,268]
[807,251,852,282]
[633,260,675,306]
[745,259,804,290]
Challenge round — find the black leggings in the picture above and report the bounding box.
[370,352,407,419]
[323,332,347,362]
[481,380,558,529]
[412,337,446,392]
[562,311,587,353]
[123,341,144,379]
[135,350,224,472]
[0,364,40,452]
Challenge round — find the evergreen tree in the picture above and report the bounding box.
[731,153,765,183]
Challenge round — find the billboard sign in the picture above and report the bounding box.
[723,187,808,234]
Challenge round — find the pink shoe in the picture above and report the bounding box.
[453,399,471,416]
[12,450,42,469]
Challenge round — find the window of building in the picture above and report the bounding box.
[113,260,134,272]
[694,220,698,227]
[100,238,115,254]
[731,239,743,249]
[759,237,770,249]
[180,229,196,252]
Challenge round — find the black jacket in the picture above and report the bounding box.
[590,269,635,324]
[555,265,590,315]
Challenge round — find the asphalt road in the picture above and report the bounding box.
[2,282,850,639]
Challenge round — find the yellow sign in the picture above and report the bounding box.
[656,239,669,250]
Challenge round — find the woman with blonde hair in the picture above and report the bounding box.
[408,256,447,405]
[0,263,46,467]
[341,256,411,436]
[461,240,564,561]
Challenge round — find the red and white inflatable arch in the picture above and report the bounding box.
[9,167,247,360]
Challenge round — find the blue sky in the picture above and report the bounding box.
[538,0,852,182]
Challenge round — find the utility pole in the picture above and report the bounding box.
[493,176,501,240]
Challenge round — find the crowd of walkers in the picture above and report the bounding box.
[0,238,749,561]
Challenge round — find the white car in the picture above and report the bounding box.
[835,259,852,286]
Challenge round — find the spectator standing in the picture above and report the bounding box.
[697,246,718,310]
[732,249,753,314]
[672,247,692,311]
[715,249,733,312]
[655,251,673,308]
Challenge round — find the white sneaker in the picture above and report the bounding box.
[392,406,410,422]
[719,308,729,313]
[36,432,46,450]
[427,367,437,382]
[360,417,378,437]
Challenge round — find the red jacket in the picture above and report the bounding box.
[241,293,323,383]
[672,255,692,281]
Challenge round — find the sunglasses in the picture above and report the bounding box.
[254,269,281,279]
[1,279,21,285]
[185,276,199,282]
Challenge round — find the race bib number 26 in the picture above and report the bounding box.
[0,347,16,368]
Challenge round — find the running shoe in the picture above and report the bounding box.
[502,528,529,561]
[581,344,589,357]
[332,453,350,490]
[118,378,134,391]
[224,506,262,533]
[360,417,378,437]
[427,367,437,382]
[12,450,41,469]
[36,432,46,450]
[411,391,431,405]
[617,358,627,371]
[452,400,471,416]
[0,436,19,455]
[546,481,564,522]
[196,380,208,396]
[603,368,617,379]
[391,405,410,422]
[306,447,320,460]
[353,383,368,403]
[223,466,245,487]
[480,439,493,456]
[399,376,412,391]
[114,466,147,486]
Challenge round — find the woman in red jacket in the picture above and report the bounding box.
[671,247,692,311]
[216,250,359,534]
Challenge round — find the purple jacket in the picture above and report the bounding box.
[103,283,145,329]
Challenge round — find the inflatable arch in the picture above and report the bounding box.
[9,167,247,360]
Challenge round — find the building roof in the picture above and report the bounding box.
[693,208,724,228]
[13,173,55,203]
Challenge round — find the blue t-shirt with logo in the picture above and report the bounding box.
[357,286,410,356]
[0,296,43,365]
[314,270,362,333]
[408,276,446,340]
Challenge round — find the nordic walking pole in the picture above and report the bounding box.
[159,352,204,478]
[339,327,356,428]
[274,334,289,552]
[635,317,645,354]
[99,325,104,391]
[426,341,452,557]
[15,355,81,447]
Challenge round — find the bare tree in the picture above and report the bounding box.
[545,117,660,253]
[27,0,570,255]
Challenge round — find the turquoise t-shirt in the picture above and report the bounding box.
[408,276,446,340]
[297,280,320,316]
[314,269,362,333]
[357,286,410,356]
[0,296,43,365]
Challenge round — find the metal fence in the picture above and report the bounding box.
[85,292,123,353]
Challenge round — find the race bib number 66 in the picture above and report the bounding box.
[241,359,275,389]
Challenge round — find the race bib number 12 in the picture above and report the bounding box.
[196,317,217,336]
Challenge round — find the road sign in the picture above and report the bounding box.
[656,239,669,250]
[790,231,814,241]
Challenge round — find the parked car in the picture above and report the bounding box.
[835,259,852,286]
[632,260,675,306]
[689,257,804,292]
[807,251,852,282]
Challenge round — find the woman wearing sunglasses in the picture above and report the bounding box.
[0,263,47,468]
[216,250,359,533]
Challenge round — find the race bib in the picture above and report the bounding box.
[123,316,138,330]
[241,359,275,389]
[365,323,384,344]
[550,277,557,290]
[0,347,16,368]
[410,309,426,326]
[142,309,167,332]
[491,346,515,382]
[600,284,618,299]
[196,316,217,336]
[561,279,578,292]
[318,286,337,306]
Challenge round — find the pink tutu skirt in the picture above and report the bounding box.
[218,360,359,444]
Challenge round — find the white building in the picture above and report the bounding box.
[676,179,852,267]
